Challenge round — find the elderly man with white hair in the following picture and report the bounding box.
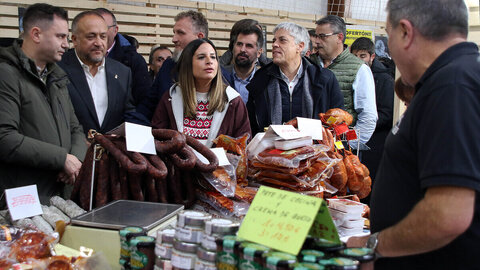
[246,22,344,135]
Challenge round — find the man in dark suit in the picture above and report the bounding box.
[58,11,134,135]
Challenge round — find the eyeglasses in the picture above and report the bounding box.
[107,24,117,29]
[316,32,339,39]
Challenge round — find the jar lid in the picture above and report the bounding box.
[318,257,359,270]
[292,262,325,270]
[313,239,345,253]
[240,242,270,258]
[197,247,217,262]
[205,218,240,235]
[216,235,242,251]
[338,248,375,262]
[300,250,325,263]
[119,226,145,239]
[173,238,198,253]
[263,251,297,267]
[177,210,211,228]
[130,236,156,248]
[157,228,175,244]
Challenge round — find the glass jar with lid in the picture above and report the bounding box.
[201,218,240,251]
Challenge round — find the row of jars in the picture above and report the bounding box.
[216,236,376,270]
[155,210,241,270]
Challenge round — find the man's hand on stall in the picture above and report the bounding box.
[351,186,474,258]
[61,154,82,184]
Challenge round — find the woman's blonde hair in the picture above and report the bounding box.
[176,38,228,118]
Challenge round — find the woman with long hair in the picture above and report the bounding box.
[151,38,251,146]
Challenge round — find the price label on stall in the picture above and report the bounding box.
[237,186,322,255]
[309,201,341,244]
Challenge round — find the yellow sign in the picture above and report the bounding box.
[345,29,373,47]
[335,141,345,150]
[237,186,322,255]
[309,201,341,244]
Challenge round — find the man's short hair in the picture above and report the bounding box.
[22,3,68,32]
[71,11,105,35]
[273,22,310,57]
[315,15,347,43]
[231,19,264,50]
[93,8,117,25]
[387,0,468,40]
[308,29,316,38]
[351,37,375,55]
[149,45,172,64]
[175,10,209,38]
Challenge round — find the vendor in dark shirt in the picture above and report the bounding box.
[347,1,480,269]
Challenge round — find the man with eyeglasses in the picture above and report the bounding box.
[93,8,151,106]
[315,15,377,151]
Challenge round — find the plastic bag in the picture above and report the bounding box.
[8,231,57,263]
[256,144,330,168]
[201,163,237,198]
[197,190,250,218]
[213,134,249,187]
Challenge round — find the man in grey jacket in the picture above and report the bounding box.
[0,3,87,205]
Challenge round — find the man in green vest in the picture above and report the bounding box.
[315,15,377,149]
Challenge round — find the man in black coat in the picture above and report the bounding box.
[58,11,135,135]
[351,37,394,198]
[94,8,151,106]
[247,22,343,135]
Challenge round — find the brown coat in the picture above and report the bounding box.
[152,85,251,145]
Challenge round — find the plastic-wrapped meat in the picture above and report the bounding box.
[234,186,257,203]
[41,205,64,229]
[326,151,348,190]
[198,190,234,213]
[9,231,53,262]
[256,146,316,168]
[213,134,249,186]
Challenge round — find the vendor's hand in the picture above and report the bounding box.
[63,154,82,184]
[57,171,69,183]
[347,235,369,248]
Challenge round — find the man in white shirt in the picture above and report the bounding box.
[58,11,135,134]
[316,15,377,148]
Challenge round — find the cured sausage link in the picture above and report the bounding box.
[169,146,197,170]
[152,129,186,154]
[94,134,147,174]
[185,135,219,173]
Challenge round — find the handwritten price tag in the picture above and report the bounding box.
[237,186,322,255]
[5,185,42,220]
[309,201,341,244]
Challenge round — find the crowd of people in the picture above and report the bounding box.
[0,0,479,268]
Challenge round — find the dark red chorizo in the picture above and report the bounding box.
[95,152,109,207]
[164,158,183,204]
[110,139,148,174]
[71,143,95,203]
[119,169,129,199]
[185,135,218,173]
[147,155,168,203]
[152,129,186,154]
[79,145,100,210]
[181,171,197,208]
[145,176,158,202]
[127,172,144,201]
[109,155,121,201]
[169,146,196,170]
[95,135,146,174]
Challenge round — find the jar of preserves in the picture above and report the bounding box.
[171,239,198,270]
[176,211,211,244]
[299,250,325,263]
[318,257,359,270]
[291,262,325,270]
[238,242,270,270]
[202,218,240,251]
[120,227,146,263]
[194,247,216,270]
[156,228,176,259]
[262,251,297,270]
[130,236,156,270]
[215,235,242,270]
[338,248,374,270]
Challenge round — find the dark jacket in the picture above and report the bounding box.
[362,58,394,187]
[108,34,151,105]
[151,85,251,147]
[246,57,344,135]
[134,58,233,126]
[58,49,135,135]
[0,40,87,202]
